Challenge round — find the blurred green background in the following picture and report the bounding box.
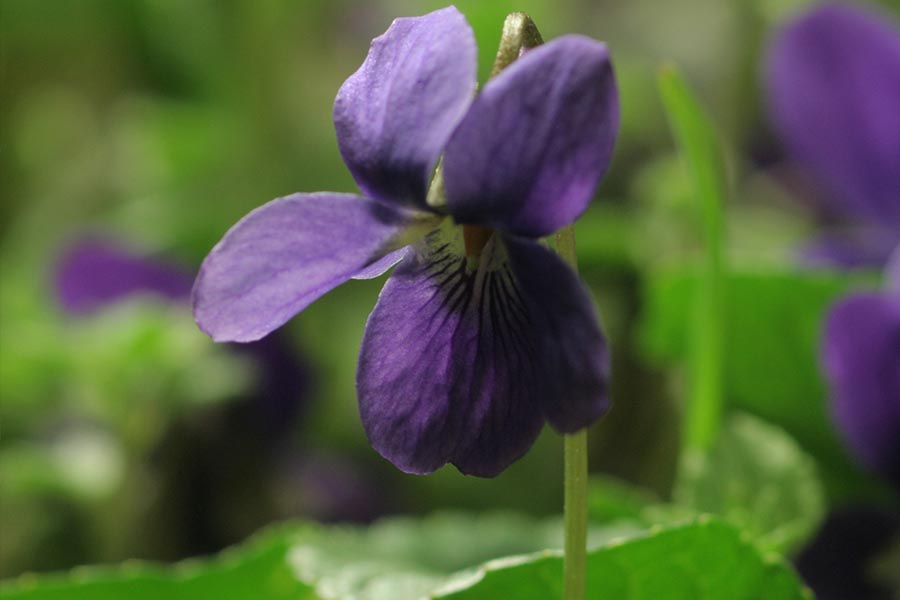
[1,0,896,581]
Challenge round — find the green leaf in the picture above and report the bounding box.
[674,413,825,553]
[640,266,886,500]
[436,519,810,599]
[0,513,802,600]
[658,66,727,451]
[588,414,825,553]
[587,476,694,531]
[1,514,812,599]
[0,513,637,600]
[288,512,560,600]
[0,524,313,600]
[288,512,642,600]
[587,475,662,522]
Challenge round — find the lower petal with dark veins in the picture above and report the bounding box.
[356,225,610,477]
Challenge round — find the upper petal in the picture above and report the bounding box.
[822,292,900,483]
[193,193,423,343]
[503,236,611,431]
[765,4,900,227]
[333,7,477,210]
[443,35,619,238]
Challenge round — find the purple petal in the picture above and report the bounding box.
[352,246,410,280]
[357,228,543,476]
[356,226,609,476]
[822,293,900,484]
[193,193,421,343]
[887,246,900,298]
[765,4,900,228]
[503,236,611,431]
[443,35,619,238]
[55,239,192,315]
[796,229,899,269]
[334,7,477,209]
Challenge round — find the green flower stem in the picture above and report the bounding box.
[556,225,588,600]
[563,430,588,600]
[490,15,588,598]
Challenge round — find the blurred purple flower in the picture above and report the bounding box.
[192,7,620,477]
[274,452,393,524]
[821,251,900,485]
[765,3,900,266]
[53,239,391,539]
[55,237,308,435]
[56,239,193,313]
[798,229,900,270]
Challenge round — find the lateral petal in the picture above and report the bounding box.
[503,236,611,432]
[193,193,422,342]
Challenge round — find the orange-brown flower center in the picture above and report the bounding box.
[463,225,494,258]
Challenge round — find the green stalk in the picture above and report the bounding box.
[556,225,588,600]
[658,67,727,451]
[563,430,588,600]
[490,15,588,598]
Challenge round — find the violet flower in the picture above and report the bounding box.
[56,238,193,313]
[821,250,900,486]
[765,3,900,266]
[55,238,308,435]
[192,7,619,476]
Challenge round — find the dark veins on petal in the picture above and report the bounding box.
[357,225,545,477]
